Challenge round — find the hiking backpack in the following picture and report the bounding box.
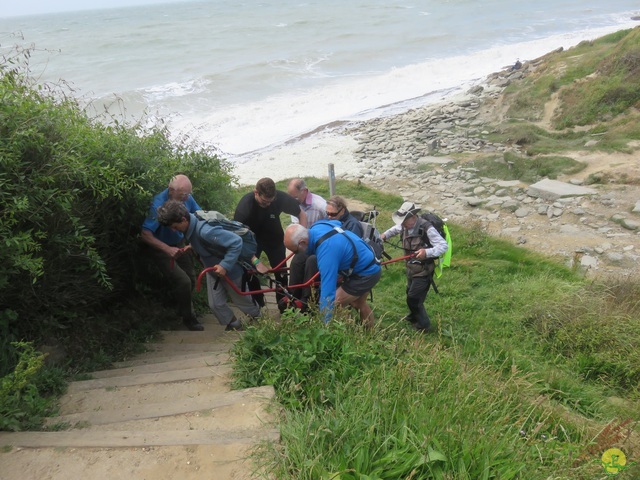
[360,221,386,261]
[351,209,388,261]
[419,212,452,277]
[194,210,258,264]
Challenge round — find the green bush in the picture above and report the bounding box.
[0,342,63,431]
[0,53,235,375]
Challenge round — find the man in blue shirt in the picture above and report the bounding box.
[156,200,265,331]
[284,221,381,328]
[140,174,203,331]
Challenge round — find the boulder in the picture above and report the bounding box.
[527,179,597,201]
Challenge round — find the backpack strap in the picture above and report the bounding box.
[416,218,434,249]
[315,226,359,277]
[315,225,378,276]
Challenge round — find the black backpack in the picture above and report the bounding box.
[420,212,447,247]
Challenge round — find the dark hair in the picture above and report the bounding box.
[157,200,189,226]
[255,177,276,198]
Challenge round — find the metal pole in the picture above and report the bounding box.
[328,163,336,196]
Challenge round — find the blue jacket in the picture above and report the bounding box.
[185,214,244,280]
[338,209,364,237]
[307,220,381,322]
[141,189,201,246]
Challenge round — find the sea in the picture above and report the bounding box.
[1,0,639,167]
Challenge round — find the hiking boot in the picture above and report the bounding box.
[225,320,244,332]
[184,317,204,331]
[413,322,433,333]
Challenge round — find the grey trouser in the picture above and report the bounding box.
[206,272,260,325]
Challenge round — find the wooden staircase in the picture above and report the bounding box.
[0,315,278,480]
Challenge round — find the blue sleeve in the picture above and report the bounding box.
[186,196,202,212]
[141,190,184,245]
[141,201,161,234]
[202,226,243,272]
[316,248,339,324]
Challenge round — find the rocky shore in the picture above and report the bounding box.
[336,63,640,280]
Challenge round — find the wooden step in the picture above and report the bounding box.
[47,385,275,427]
[67,364,232,393]
[0,427,279,448]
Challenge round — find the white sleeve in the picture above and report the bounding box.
[382,224,402,239]
[426,226,448,258]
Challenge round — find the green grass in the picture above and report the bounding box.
[231,179,640,480]
[463,151,585,183]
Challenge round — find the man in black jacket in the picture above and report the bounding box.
[234,177,307,311]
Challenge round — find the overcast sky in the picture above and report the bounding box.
[0,0,184,18]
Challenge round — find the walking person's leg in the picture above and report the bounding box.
[406,275,431,331]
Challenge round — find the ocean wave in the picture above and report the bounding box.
[167,18,640,156]
[142,77,211,101]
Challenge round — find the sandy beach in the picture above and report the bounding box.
[230,86,479,187]
[231,129,362,187]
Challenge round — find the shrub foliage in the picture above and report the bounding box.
[0,53,235,377]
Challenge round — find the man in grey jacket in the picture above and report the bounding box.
[157,200,265,331]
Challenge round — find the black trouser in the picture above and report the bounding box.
[259,242,289,310]
[140,242,196,323]
[406,274,433,331]
[288,252,319,305]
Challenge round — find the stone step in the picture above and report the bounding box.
[0,427,279,448]
[0,443,264,480]
[142,340,237,354]
[156,327,231,344]
[74,395,273,432]
[46,385,275,427]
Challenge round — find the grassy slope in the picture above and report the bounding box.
[487,27,640,162]
[232,29,640,480]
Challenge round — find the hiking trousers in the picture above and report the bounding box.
[141,244,196,323]
[206,272,260,325]
[406,274,433,331]
[259,242,289,311]
[288,252,319,304]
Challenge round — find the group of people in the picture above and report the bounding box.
[139,174,448,332]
